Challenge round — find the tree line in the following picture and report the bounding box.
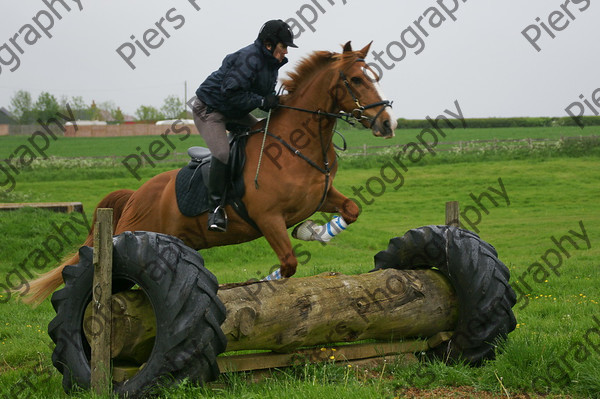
[6,90,189,124]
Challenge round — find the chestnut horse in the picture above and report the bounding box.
[21,41,397,305]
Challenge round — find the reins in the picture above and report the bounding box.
[276,104,358,125]
[253,108,272,189]
[250,110,338,213]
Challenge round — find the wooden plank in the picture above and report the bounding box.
[91,208,113,394]
[216,332,454,373]
[445,201,460,227]
[426,331,454,348]
[112,336,450,377]
[0,202,83,213]
[217,340,430,372]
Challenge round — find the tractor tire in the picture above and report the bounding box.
[48,231,227,397]
[373,225,517,365]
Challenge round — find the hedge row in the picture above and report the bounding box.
[395,116,600,129]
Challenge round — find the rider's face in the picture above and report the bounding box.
[272,43,288,63]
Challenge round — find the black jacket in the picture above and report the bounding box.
[196,39,287,119]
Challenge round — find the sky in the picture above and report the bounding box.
[0,0,597,119]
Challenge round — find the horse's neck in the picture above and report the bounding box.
[275,78,339,156]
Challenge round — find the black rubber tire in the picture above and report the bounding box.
[373,225,517,365]
[48,231,227,397]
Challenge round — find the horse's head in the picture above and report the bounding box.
[332,42,397,138]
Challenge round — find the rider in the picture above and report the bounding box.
[192,19,297,232]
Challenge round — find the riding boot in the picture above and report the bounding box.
[207,157,229,232]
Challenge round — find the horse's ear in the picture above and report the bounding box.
[358,41,373,58]
[342,41,353,53]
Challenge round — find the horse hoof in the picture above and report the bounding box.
[292,220,318,241]
[280,265,296,278]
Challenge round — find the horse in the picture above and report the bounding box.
[21,41,397,305]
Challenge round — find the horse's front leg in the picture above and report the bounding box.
[292,186,359,243]
[257,215,298,278]
[319,186,360,223]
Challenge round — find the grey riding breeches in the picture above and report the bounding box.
[192,97,258,164]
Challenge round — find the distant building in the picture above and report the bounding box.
[65,120,108,126]
[155,119,194,125]
[0,107,16,124]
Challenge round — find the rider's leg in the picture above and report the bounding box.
[206,157,229,232]
[192,97,230,232]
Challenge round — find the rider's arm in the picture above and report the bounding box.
[220,53,264,111]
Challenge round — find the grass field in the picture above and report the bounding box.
[0,127,599,398]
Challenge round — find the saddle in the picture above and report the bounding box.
[175,127,260,231]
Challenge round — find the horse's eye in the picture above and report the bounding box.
[351,77,362,85]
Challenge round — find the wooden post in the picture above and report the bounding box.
[445,201,459,227]
[91,208,113,394]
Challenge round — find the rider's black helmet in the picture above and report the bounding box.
[258,20,298,49]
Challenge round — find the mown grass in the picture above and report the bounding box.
[0,128,599,398]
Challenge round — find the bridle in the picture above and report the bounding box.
[338,59,393,128]
[277,58,393,128]
[253,57,393,213]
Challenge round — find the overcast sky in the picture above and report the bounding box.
[0,0,597,119]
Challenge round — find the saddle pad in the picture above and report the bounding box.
[175,162,210,217]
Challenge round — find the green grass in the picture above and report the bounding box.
[0,128,599,398]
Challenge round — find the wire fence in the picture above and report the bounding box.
[340,135,600,156]
[2,135,599,166]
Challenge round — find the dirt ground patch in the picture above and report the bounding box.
[394,386,572,399]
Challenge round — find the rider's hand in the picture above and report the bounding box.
[261,94,279,111]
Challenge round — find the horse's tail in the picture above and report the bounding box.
[19,189,135,306]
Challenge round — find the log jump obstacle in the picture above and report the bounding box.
[0,202,83,213]
[48,201,517,397]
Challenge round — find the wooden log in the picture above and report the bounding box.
[84,269,458,363]
[0,202,83,213]
[83,291,156,363]
[220,270,457,352]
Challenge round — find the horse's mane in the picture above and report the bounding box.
[281,49,362,97]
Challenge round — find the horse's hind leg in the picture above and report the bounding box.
[292,186,359,243]
[257,215,298,278]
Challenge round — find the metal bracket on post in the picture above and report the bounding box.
[91,208,113,395]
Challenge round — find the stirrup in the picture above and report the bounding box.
[208,205,228,232]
